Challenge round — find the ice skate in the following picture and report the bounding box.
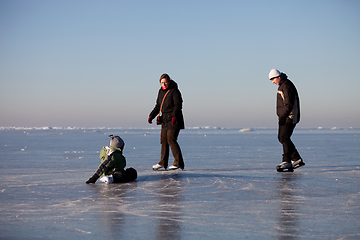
[292,159,305,169]
[169,165,180,170]
[152,163,166,170]
[276,162,294,172]
[99,175,113,183]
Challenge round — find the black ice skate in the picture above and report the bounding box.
[291,159,305,169]
[276,162,294,172]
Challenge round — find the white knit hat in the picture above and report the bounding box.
[269,69,281,80]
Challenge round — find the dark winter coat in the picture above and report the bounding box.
[276,73,300,124]
[149,80,185,130]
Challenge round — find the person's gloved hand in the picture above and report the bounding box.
[86,174,99,184]
[172,117,177,126]
[148,116,155,124]
[156,116,162,125]
[279,117,286,126]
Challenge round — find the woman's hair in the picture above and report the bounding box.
[159,73,171,82]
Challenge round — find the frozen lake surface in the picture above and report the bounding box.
[0,127,359,239]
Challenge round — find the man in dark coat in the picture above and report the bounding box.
[269,69,305,172]
[148,73,185,170]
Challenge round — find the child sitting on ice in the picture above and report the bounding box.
[86,135,137,184]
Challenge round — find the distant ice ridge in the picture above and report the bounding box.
[0,126,358,131]
[239,128,253,132]
[0,126,251,131]
[0,126,164,131]
[0,126,81,130]
[188,126,224,129]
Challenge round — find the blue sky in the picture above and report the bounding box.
[1,0,359,128]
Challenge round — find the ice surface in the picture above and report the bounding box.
[0,128,359,239]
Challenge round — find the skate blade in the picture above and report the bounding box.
[169,167,180,171]
[293,162,305,169]
[152,168,167,171]
[276,166,294,172]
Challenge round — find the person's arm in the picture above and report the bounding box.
[279,84,294,118]
[86,148,112,184]
[172,89,183,118]
[149,90,162,122]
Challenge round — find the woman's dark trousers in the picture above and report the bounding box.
[159,128,184,169]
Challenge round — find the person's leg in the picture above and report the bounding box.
[278,119,296,163]
[159,128,170,168]
[167,129,184,169]
[112,172,126,183]
[286,123,304,168]
[113,168,137,183]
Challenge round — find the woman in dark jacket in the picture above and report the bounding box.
[148,73,185,170]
